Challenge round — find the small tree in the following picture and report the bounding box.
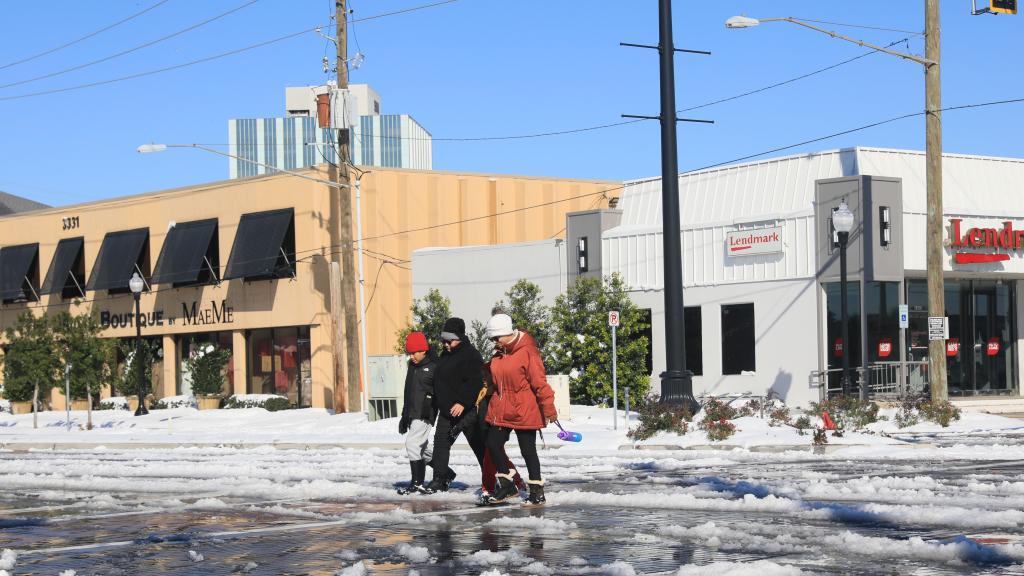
[53,312,112,400]
[395,288,452,355]
[115,338,159,398]
[2,312,60,403]
[184,342,232,396]
[469,319,495,358]
[493,279,553,364]
[549,274,650,405]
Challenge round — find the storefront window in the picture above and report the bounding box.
[114,336,164,400]
[721,303,755,375]
[825,281,862,372]
[177,332,233,396]
[248,326,312,407]
[865,282,900,364]
[907,280,1016,396]
[684,306,703,376]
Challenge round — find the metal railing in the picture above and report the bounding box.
[810,361,929,401]
[368,398,398,421]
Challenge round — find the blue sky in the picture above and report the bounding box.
[0,1,1022,206]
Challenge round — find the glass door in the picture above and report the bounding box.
[906,280,1016,396]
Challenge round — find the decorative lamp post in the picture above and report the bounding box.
[832,200,855,397]
[129,271,149,416]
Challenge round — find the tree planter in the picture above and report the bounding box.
[11,401,34,415]
[70,400,91,411]
[197,395,221,410]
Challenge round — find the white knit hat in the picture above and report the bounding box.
[486,313,514,338]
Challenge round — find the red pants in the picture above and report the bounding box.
[481,449,526,492]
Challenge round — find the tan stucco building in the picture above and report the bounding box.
[0,166,615,409]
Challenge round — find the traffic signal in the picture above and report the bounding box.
[991,0,1017,14]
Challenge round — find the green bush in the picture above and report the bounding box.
[701,398,738,422]
[223,395,292,411]
[628,395,691,441]
[54,312,112,400]
[183,343,231,397]
[918,399,961,427]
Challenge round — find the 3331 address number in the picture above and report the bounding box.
[61,216,80,230]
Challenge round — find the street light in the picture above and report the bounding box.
[832,201,855,397]
[726,9,948,402]
[129,271,149,416]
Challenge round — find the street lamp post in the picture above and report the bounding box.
[129,272,149,416]
[832,201,855,397]
[726,10,948,401]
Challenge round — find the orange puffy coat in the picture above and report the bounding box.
[485,331,557,430]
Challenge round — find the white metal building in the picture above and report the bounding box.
[605,147,1024,406]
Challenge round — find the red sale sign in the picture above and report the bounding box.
[987,338,1001,356]
[946,338,960,357]
[834,338,843,357]
[878,337,893,358]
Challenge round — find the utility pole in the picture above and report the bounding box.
[925,0,947,401]
[333,0,362,412]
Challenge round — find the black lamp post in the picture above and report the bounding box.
[129,271,149,416]
[833,201,855,397]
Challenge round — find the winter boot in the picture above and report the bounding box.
[525,479,546,505]
[423,473,450,494]
[425,459,457,484]
[397,460,428,495]
[484,473,518,504]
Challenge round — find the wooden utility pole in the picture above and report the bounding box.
[925,0,947,401]
[333,0,362,412]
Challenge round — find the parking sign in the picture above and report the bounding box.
[608,310,620,327]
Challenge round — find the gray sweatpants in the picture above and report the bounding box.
[405,419,434,462]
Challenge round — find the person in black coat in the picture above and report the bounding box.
[397,331,438,495]
[424,317,487,493]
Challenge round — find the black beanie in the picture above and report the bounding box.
[441,317,466,339]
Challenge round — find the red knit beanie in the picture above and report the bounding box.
[405,331,429,353]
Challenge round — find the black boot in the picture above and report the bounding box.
[425,459,457,484]
[525,479,546,505]
[397,460,428,495]
[484,473,517,504]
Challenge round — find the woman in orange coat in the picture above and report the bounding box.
[482,313,557,505]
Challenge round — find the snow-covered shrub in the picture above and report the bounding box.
[223,394,291,411]
[768,406,791,427]
[734,398,763,418]
[917,399,961,427]
[703,419,736,442]
[98,397,130,411]
[793,415,811,435]
[808,396,880,431]
[627,395,691,441]
[701,398,738,422]
[183,343,231,397]
[151,395,198,410]
[812,427,828,445]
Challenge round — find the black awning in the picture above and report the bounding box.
[41,237,84,295]
[152,219,218,285]
[86,228,149,291]
[0,243,39,300]
[223,209,294,280]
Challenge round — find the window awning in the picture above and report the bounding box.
[86,228,149,291]
[152,219,218,285]
[41,237,84,295]
[224,209,294,280]
[0,243,39,300]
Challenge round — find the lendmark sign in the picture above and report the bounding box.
[949,219,1023,264]
[727,227,783,257]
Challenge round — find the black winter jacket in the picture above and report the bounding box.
[402,351,438,423]
[433,341,484,414]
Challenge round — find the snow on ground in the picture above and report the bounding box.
[0,402,1015,449]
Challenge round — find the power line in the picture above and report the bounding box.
[0,0,260,91]
[679,37,912,113]
[347,0,459,23]
[0,0,172,72]
[788,17,924,36]
[0,25,321,102]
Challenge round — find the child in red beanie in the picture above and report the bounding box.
[397,331,439,494]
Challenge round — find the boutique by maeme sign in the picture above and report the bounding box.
[99,299,235,329]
